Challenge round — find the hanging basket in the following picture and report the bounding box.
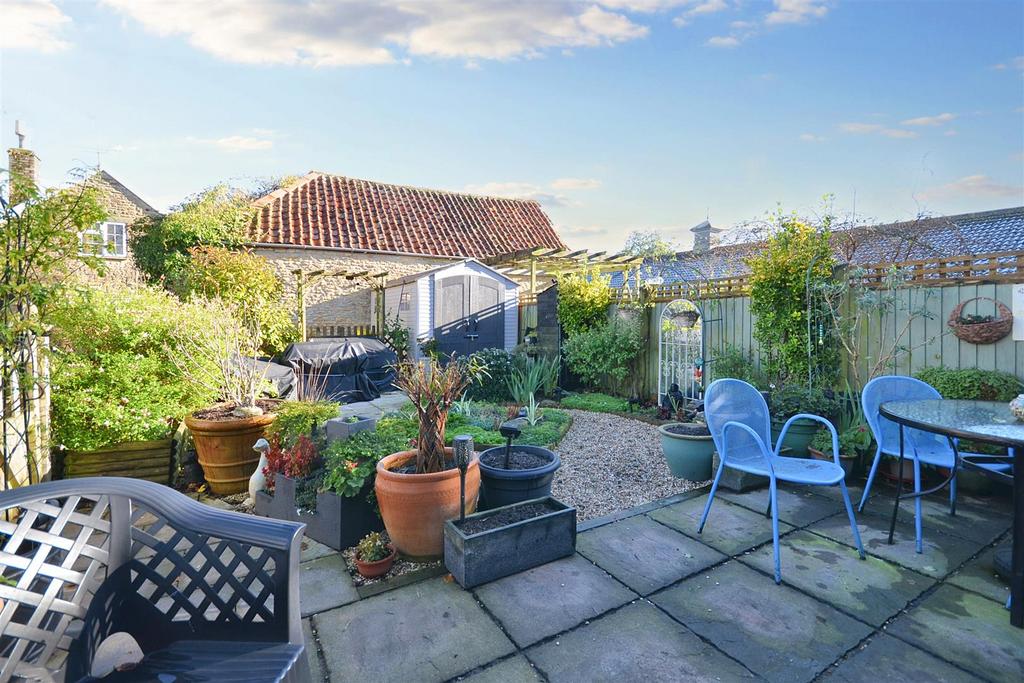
[948,297,1013,345]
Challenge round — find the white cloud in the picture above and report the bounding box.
[1,0,72,53]
[188,133,275,151]
[992,56,1024,70]
[920,175,1024,201]
[557,224,610,239]
[550,177,602,190]
[100,0,651,66]
[901,112,956,126]
[672,0,728,27]
[706,35,740,48]
[943,129,958,137]
[839,122,917,139]
[463,181,571,207]
[799,133,825,143]
[764,0,829,26]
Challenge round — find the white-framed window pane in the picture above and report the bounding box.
[80,225,104,255]
[104,222,126,257]
[399,291,411,312]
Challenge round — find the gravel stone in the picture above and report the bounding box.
[551,410,708,521]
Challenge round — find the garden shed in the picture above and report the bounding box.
[380,259,519,358]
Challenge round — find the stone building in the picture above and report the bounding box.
[247,171,565,333]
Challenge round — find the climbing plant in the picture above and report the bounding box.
[556,269,613,337]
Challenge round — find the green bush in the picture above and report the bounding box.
[710,344,767,389]
[321,428,410,497]
[560,392,630,413]
[769,385,841,422]
[557,270,613,336]
[563,317,642,390]
[914,367,1022,402]
[267,400,339,447]
[48,286,221,451]
[464,348,517,402]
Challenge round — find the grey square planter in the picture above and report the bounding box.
[254,473,382,550]
[443,496,576,589]
[325,416,377,442]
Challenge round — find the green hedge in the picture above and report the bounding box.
[914,367,1022,402]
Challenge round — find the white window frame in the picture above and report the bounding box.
[80,221,127,258]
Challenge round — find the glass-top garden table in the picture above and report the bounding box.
[880,399,1022,627]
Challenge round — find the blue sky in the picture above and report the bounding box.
[2,0,1022,251]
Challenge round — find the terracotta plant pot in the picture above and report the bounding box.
[185,412,276,495]
[355,545,397,579]
[375,448,480,560]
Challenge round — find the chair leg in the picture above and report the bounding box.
[859,448,882,513]
[913,458,923,554]
[839,480,865,559]
[698,460,725,534]
[949,467,957,517]
[770,478,781,584]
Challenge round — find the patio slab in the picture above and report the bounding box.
[299,554,359,617]
[648,496,795,556]
[807,509,981,579]
[739,530,935,626]
[718,484,846,527]
[315,577,514,682]
[652,561,872,683]
[299,537,335,563]
[525,600,756,682]
[886,584,1024,683]
[822,633,983,682]
[576,514,725,595]
[460,655,542,682]
[948,543,1012,605]
[859,494,1011,547]
[473,554,636,647]
[302,619,324,683]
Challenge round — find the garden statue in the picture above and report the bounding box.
[659,383,686,419]
[246,438,271,506]
[1010,394,1024,421]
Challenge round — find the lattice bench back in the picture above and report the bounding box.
[0,478,304,683]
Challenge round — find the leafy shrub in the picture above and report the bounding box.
[267,400,339,447]
[464,348,517,402]
[711,344,767,389]
[48,286,220,451]
[357,532,390,562]
[560,392,629,413]
[563,317,642,390]
[262,434,318,490]
[174,246,297,354]
[131,185,252,283]
[321,428,410,497]
[914,367,1022,402]
[557,270,613,336]
[769,385,841,422]
[810,423,873,456]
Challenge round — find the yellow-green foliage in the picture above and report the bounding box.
[747,217,836,383]
[557,270,613,336]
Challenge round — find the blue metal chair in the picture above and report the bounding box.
[859,375,1011,554]
[699,379,864,583]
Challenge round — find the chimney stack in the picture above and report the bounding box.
[8,121,38,204]
[690,220,724,252]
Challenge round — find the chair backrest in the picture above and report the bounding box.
[0,478,302,683]
[705,379,772,466]
[861,375,948,456]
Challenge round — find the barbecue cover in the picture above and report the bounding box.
[278,338,397,403]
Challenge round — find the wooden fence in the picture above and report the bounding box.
[306,323,378,339]
[1,336,51,490]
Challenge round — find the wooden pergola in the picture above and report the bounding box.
[482,247,645,301]
[292,268,389,341]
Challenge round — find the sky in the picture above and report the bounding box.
[1,0,1022,252]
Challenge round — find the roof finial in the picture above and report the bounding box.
[14,120,25,148]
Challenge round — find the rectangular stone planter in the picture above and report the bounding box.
[254,473,382,550]
[443,496,576,589]
[325,416,376,442]
[60,438,174,485]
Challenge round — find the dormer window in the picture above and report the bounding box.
[80,221,126,258]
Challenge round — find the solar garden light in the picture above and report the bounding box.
[499,418,525,469]
[453,434,474,523]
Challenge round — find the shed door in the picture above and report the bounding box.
[434,274,506,357]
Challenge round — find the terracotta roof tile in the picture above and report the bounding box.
[249,172,565,257]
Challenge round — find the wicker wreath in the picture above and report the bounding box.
[948,296,1013,344]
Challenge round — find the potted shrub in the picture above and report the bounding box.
[478,402,561,509]
[444,496,577,589]
[179,300,278,495]
[807,423,870,478]
[769,386,840,457]
[657,421,714,480]
[354,532,397,579]
[374,358,484,559]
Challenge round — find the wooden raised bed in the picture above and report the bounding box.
[60,438,174,484]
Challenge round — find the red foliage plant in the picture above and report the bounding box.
[262,434,318,491]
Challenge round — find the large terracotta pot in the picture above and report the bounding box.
[185,412,276,495]
[375,448,480,560]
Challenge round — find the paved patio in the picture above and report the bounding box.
[297,481,1022,682]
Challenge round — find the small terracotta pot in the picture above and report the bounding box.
[355,545,397,579]
[185,411,276,495]
[375,448,480,560]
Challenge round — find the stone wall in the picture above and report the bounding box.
[74,173,158,287]
[255,246,455,326]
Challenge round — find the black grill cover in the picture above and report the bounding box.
[279,338,397,403]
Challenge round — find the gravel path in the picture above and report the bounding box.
[551,409,709,521]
